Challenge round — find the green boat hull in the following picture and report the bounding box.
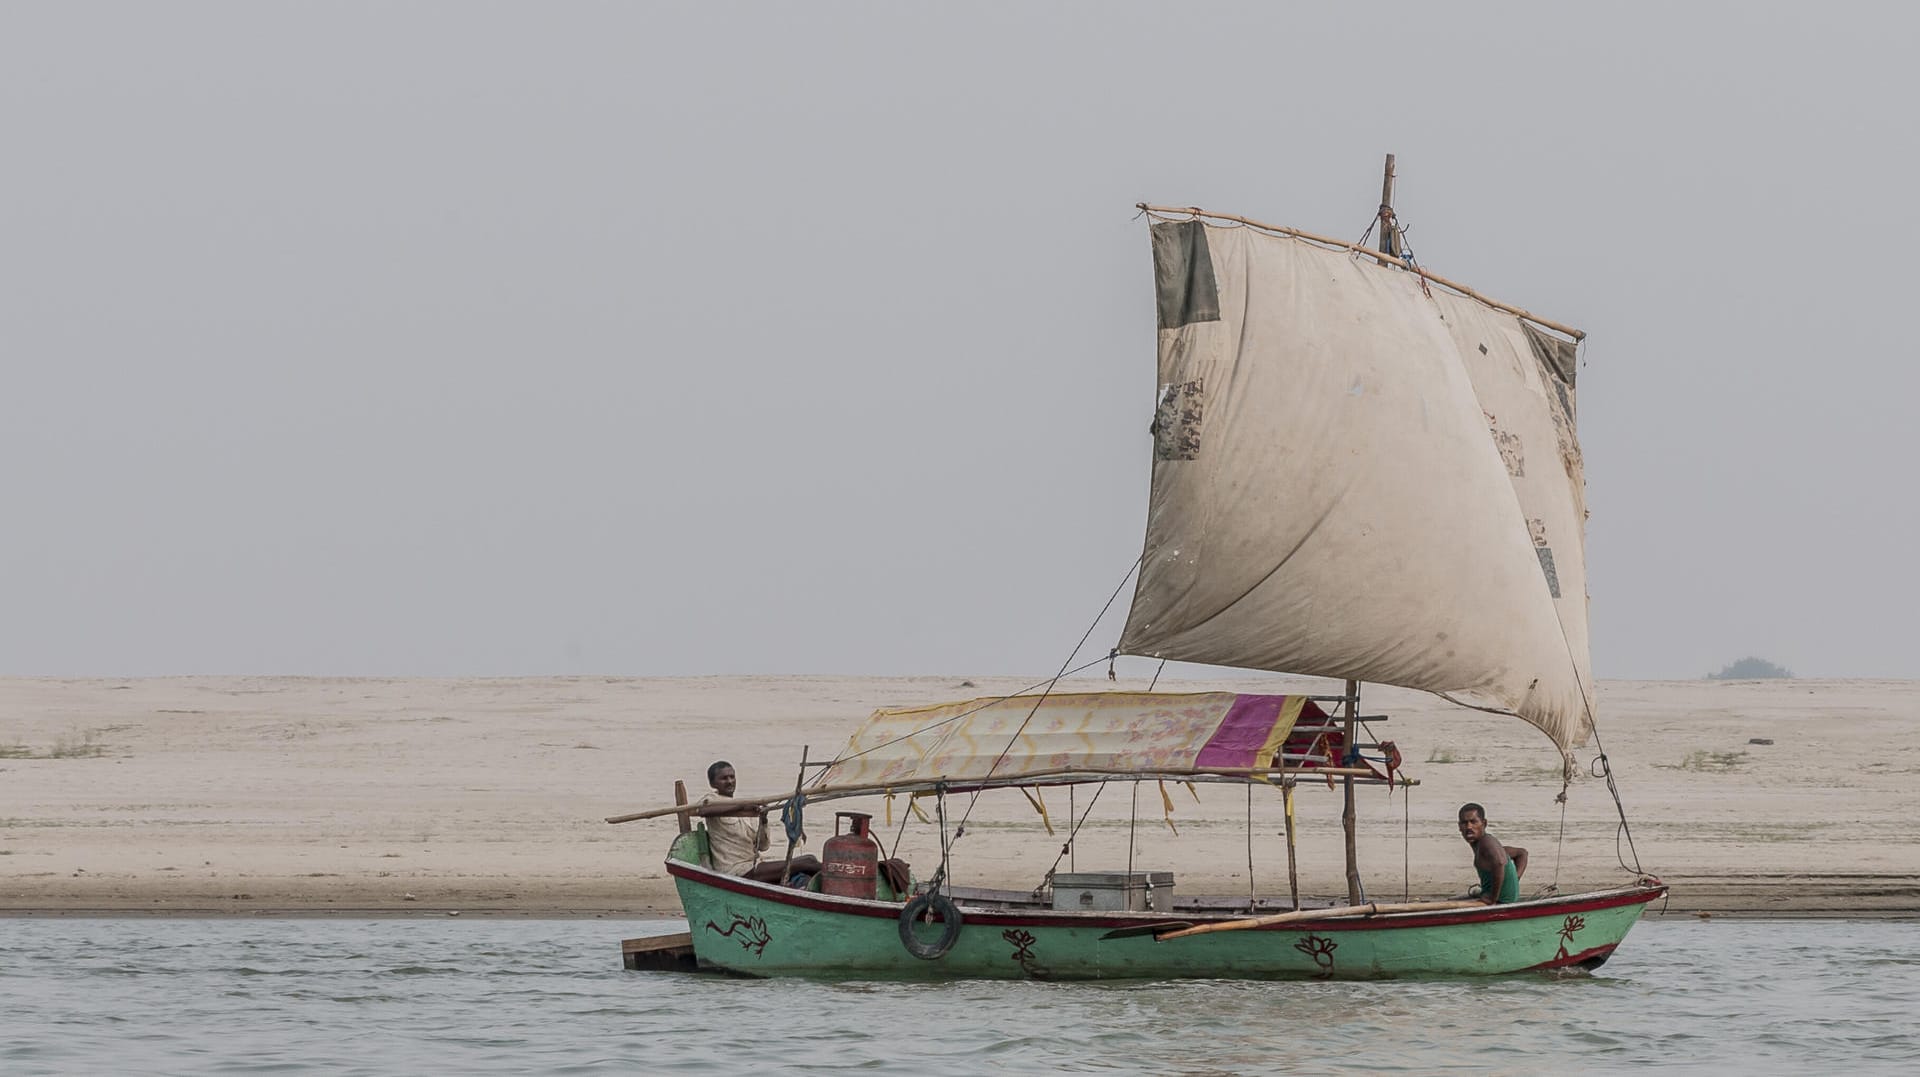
[665,846,1664,981]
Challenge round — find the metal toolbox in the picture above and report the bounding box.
[1051,871,1175,913]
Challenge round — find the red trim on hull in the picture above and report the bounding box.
[666,859,1666,932]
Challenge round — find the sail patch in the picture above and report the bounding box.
[1485,411,1525,477]
[1529,518,1562,598]
[1151,220,1221,330]
[1153,378,1205,460]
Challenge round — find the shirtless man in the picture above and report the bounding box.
[1458,802,1528,905]
[693,760,822,885]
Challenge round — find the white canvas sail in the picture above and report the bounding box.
[1117,217,1595,751]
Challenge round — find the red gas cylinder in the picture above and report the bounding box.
[820,811,880,899]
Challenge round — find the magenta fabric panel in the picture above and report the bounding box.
[1193,694,1287,768]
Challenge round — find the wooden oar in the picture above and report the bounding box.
[1099,921,1193,940]
[1154,899,1486,941]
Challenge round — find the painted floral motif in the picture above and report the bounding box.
[1003,928,1050,979]
[1554,914,1587,961]
[822,694,1257,788]
[705,913,772,956]
[1294,933,1338,976]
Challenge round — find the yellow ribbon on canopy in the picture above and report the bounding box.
[1018,786,1054,835]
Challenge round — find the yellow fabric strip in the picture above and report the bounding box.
[1256,696,1310,764]
[1018,786,1054,835]
[1158,779,1179,835]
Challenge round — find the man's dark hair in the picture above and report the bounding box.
[1459,802,1486,821]
[707,760,733,786]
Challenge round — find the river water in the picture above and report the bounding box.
[2,916,1915,1074]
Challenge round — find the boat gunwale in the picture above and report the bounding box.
[666,857,1665,932]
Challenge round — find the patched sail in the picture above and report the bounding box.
[1118,217,1595,751]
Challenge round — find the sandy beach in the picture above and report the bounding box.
[3,675,1916,918]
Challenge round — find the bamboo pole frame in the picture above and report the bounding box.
[606,766,1417,824]
[1136,203,1587,342]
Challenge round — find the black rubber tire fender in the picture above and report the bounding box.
[897,893,963,960]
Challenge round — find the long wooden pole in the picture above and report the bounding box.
[1156,899,1486,941]
[1134,204,1586,341]
[1343,679,1362,906]
[605,765,1409,824]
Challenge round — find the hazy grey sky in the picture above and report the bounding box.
[5,3,1915,679]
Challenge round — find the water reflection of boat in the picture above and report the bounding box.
[613,158,1664,979]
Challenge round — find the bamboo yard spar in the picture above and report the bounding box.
[614,161,1663,980]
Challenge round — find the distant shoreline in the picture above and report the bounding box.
[5,873,1916,920]
[6,676,1919,926]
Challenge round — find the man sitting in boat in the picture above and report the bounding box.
[1458,803,1529,904]
[693,761,823,886]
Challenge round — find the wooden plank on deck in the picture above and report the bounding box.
[621,932,698,972]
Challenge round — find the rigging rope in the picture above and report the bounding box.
[1587,718,1647,876]
[1552,782,1568,892]
[1539,487,1648,879]
[820,653,1119,772]
[1040,780,1108,885]
[949,558,1142,843]
[933,784,950,896]
[1548,599,1647,877]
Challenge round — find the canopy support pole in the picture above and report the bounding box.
[1283,775,1300,911]
[1343,679,1363,905]
[778,745,808,886]
[1127,781,1139,879]
[1245,783,1257,912]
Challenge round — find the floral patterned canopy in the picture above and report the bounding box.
[811,691,1331,793]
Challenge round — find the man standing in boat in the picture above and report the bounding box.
[694,760,822,885]
[1458,803,1528,904]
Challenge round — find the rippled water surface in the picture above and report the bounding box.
[3,917,1917,1074]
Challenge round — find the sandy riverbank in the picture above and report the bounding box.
[3,676,1917,919]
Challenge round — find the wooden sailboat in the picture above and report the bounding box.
[612,158,1665,979]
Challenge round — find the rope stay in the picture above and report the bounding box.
[949,557,1142,845]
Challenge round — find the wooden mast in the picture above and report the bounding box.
[1342,678,1362,905]
[1339,151,1399,907]
[1377,153,1402,260]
